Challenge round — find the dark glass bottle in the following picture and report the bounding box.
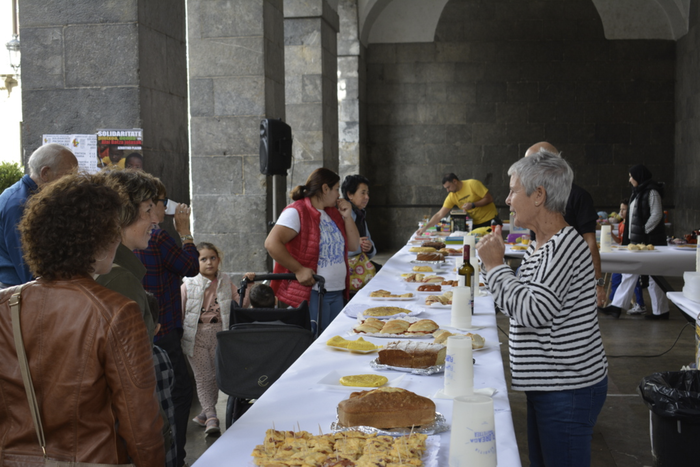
[458,245,475,314]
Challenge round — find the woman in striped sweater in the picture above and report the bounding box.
[477,150,608,467]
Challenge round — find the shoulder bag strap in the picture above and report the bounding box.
[9,284,48,457]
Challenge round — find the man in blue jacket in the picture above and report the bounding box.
[0,143,77,287]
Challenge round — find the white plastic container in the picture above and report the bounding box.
[683,272,700,303]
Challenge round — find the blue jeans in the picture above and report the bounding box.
[309,290,345,335]
[526,376,608,467]
[609,273,644,305]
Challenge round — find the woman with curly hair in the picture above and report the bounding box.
[0,173,165,465]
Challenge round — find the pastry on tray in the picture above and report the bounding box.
[433,329,485,348]
[416,252,445,262]
[378,341,447,368]
[363,306,413,316]
[337,387,435,429]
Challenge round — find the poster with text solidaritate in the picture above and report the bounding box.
[96,128,143,171]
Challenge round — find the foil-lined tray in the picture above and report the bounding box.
[410,259,446,265]
[369,358,444,375]
[330,412,448,436]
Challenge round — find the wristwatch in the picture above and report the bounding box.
[595,278,605,287]
[180,234,193,242]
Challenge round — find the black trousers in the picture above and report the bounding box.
[156,330,193,467]
[472,215,503,230]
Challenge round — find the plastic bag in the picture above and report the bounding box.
[638,371,700,421]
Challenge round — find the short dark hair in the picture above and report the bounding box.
[19,172,122,280]
[620,198,629,205]
[103,169,159,227]
[341,174,370,201]
[125,152,143,164]
[249,283,276,308]
[442,173,459,184]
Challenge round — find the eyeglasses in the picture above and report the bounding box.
[157,198,168,207]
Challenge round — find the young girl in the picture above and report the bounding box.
[181,242,253,434]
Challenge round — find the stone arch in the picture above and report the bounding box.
[359,0,690,44]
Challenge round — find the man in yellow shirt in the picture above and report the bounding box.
[417,173,500,235]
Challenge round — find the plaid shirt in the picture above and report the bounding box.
[135,229,199,340]
[153,345,177,467]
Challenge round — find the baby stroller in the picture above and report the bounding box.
[215,273,325,428]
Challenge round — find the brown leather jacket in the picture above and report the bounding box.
[0,277,164,466]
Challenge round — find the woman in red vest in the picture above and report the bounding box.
[265,168,360,334]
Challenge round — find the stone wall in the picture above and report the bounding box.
[365,0,676,251]
[187,0,286,275]
[284,0,340,190]
[675,0,700,236]
[337,0,364,180]
[20,0,190,203]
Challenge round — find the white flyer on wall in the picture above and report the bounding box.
[42,134,99,174]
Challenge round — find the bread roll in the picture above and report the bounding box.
[354,318,383,334]
[337,387,435,429]
[417,284,441,292]
[406,319,439,334]
[379,319,410,334]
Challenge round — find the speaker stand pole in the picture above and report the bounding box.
[272,175,278,223]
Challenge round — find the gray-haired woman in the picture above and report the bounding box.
[476,150,608,467]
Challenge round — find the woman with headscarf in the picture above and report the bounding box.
[600,164,669,319]
[477,149,608,467]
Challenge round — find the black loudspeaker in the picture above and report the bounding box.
[259,118,292,176]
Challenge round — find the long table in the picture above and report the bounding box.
[667,291,700,322]
[506,245,695,277]
[193,242,521,466]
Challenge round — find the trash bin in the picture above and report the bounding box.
[638,371,700,466]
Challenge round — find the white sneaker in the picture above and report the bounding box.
[627,303,647,315]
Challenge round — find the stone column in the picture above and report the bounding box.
[284,0,340,188]
[337,0,365,180]
[187,0,286,275]
[19,0,190,203]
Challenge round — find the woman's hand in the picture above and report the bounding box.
[336,199,352,218]
[243,272,256,282]
[360,237,372,253]
[295,267,316,287]
[174,203,192,235]
[476,225,506,272]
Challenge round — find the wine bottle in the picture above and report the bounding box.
[459,245,475,314]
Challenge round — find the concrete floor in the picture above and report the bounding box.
[182,257,696,467]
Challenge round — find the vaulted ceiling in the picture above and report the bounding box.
[358,0,691,44]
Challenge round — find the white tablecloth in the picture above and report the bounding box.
[193,242,521,467]
[505,245,695,277]
[667,291,700,321]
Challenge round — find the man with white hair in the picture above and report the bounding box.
[0,143,78,287]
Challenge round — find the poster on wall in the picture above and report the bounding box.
[96,128,143,170]
[42,134,98,174]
